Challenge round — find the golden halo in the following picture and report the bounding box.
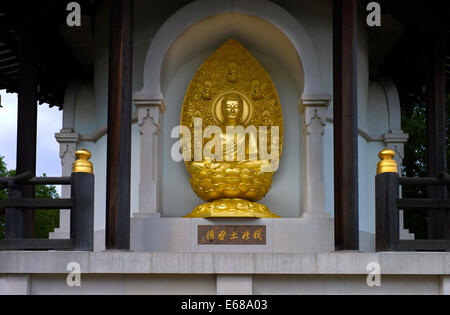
[211,91,254,126]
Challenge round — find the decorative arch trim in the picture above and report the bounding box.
[379,77,402,133]
[134,0,324,104]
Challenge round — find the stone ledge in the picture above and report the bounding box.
[130,217,335,253]
[0,252,448,275]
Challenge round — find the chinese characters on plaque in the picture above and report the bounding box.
[198,225,266,245]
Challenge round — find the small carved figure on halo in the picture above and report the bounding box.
[227,62,238,83]
[202,81,212,100]
[251,80,263,100]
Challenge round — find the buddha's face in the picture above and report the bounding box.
[221,94,243,124]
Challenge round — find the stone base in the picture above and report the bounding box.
[1,252,448,295]
[131,216,334,253]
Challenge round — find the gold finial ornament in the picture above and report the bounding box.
[377,149,398,174]
[72,149,93,174]
[181,39,282,218]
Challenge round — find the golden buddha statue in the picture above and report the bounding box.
[181,39,283,218]
[206,92,258,162]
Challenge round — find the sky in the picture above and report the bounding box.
[0,90,62,178]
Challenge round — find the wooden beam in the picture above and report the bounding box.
[333,0,359,251]
[0,239,73,251]
[105,0,132,250]
[0,171,33,184]
[0,198,72,209]
[397,199,450,210]
[396,240,450,252]
[399,176,450,186]
[14,28,37,239]
[23,176,72,185]
[427,33,448,240]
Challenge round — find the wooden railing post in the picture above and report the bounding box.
[70,149,94,251]
[376,172,399,251]
[376,149,400,251]
[5,180,24,239]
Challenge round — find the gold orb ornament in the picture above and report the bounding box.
[72,149,93,174]
[377,149,398,174]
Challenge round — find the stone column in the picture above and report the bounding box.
[134,95,165,217]
[440,276,450,295]
[299,94,331,219]
[384,131,415,240]
[216,275,252,295]
[0,275,30,295]
[50,130,79,239]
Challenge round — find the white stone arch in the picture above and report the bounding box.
[379,77,402,133]
[133,0,331,219]
[378,77,409,164]
[133,0,324,104]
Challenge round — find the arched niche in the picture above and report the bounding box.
[134,0,324,104]
[133,0,330,218]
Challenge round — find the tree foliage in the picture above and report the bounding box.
[0,156,60,239]
[401,93,450,239]
[401,93,428,239]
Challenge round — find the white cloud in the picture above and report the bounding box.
[0,91,18,170]
[0,90,62,178]
[37,105,62,177]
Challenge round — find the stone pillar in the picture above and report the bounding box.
[299,94,331,219]
[50,130,79,239]
[384,131,415,240]
[134,95,165,217]
[216,275,252,295]
[0,275,30,295]
[440,276,450,295]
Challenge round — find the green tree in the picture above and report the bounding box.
[0,156,60,239]
[401,93,450,239]
[401,93,428,239]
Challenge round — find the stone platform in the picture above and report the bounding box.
[0,251,448,295]
[130,217,334,253]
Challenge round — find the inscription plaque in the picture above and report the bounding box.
[198,225,266,245]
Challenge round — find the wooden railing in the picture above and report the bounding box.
[0,170,94,251]
[376,171,450,252]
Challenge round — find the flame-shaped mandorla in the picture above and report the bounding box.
[180,39,283,218]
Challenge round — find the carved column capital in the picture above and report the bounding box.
[133,93,166,112]
[299,94,331,134]
[384,131,409,166]
[135,96,166,135]
[299,93,331,111]
[55,131,80,162]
